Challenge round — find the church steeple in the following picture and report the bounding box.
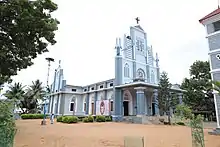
[155,53,159,67]
[115,38,122,56]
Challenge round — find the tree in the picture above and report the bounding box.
[181,61,214,113]
[4,80,45,113]
[0,0,59,85]
[4,82,25,102]
[157,71,178,124]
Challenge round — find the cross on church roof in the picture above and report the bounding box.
[135,17,140,24]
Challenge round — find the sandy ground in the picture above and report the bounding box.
[14,119,220,147]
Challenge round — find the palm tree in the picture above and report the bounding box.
[25,80,46,113]
[4,82,25,112]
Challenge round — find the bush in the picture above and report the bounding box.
[21,114,46,119]
[0,101,16,147]
[105,116,112,122]
[87,115,94,122]
[82,117,89,123]
[62,116,78,124]
[56,116,63,122]
[96,115,106,122]
[176,122,185,126]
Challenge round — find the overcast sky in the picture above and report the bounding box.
[10,0,219,88]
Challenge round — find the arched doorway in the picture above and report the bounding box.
[123,90,132,116]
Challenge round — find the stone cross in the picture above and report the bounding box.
[135,17,140,24]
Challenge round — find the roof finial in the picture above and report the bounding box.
[135,17,140,24]
[218,0,220,8]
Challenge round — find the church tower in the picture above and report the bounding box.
[199,7,220,130]
[114,18,160,85]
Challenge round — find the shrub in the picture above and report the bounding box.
[56,116,63,122]
[21,114,45,119]
[0,101,16,146]
[105,116,112,122]
[96,115,106,122]
[82,117,89,123]
[176,122,185,126]
[87,115,94,122]
[62,116,79,124]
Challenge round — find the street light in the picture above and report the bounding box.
[41,57,54,125]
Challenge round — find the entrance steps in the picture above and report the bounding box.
[122,116,163,125]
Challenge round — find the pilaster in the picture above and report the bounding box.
[55,94,60,114]
[94,91,98,115]
[134,87,146,116]
[86,93,89,115]
[153,89,159,115]
[113,88,123,116]
[50,97,54,114]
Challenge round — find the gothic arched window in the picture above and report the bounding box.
[70,97,75,112]
[136,68,145,79]
[124,63,130,77]
[151,70,155,83]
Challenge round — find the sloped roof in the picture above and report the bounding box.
[199,7,220,23]
[134,25,144,31]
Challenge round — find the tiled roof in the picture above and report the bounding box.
[199,7,220,23]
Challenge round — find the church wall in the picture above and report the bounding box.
[149,66,157,84]
[106,81,114,88]
[106,90,113,100]
[97,91,104,100]
[65,86,83,93]
[62,93,84,115]
[82,94,87,113]
[135,62,147,79]
[122,58,133,84]
[89,93,95,114]
[52,95,58,114]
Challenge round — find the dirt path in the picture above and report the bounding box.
[14,120,220,147]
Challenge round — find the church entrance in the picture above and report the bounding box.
[152,103,156,116]
[123,101,129,116]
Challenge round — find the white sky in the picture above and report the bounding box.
[10,0,219,88]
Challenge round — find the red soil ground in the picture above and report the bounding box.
[14,119,220,147]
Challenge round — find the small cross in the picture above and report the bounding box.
[135,17,140,24]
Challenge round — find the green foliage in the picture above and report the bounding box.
[157,71,178,125]
[21,114,46,119]
[105,116,112,122]
[181,61,214,112]
[212,81,220,94]
[175,104,193,119]
[82,117,89,123]
[176,122,185,126]
[87,115,94,122]
[157,72,176,114]
[4,80,46,114]
[190,115,205,147]
[95,115,106,122]
[0,101,16,147]
[0,0,59,84]
[56,116,63,122]
[61,116,78,124]
[174,104,205,147]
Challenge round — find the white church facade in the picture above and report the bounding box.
[47,22,184,120]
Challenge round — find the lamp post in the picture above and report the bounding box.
[41,57,54,125]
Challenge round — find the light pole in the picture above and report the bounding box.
[41,57,54,125]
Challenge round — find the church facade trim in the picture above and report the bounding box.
[47,23,184,119]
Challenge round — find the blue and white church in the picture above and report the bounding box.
[47,21,184,121]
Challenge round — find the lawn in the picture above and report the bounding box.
[14,119,220,147]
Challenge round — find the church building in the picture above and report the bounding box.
[47,20,184,121]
